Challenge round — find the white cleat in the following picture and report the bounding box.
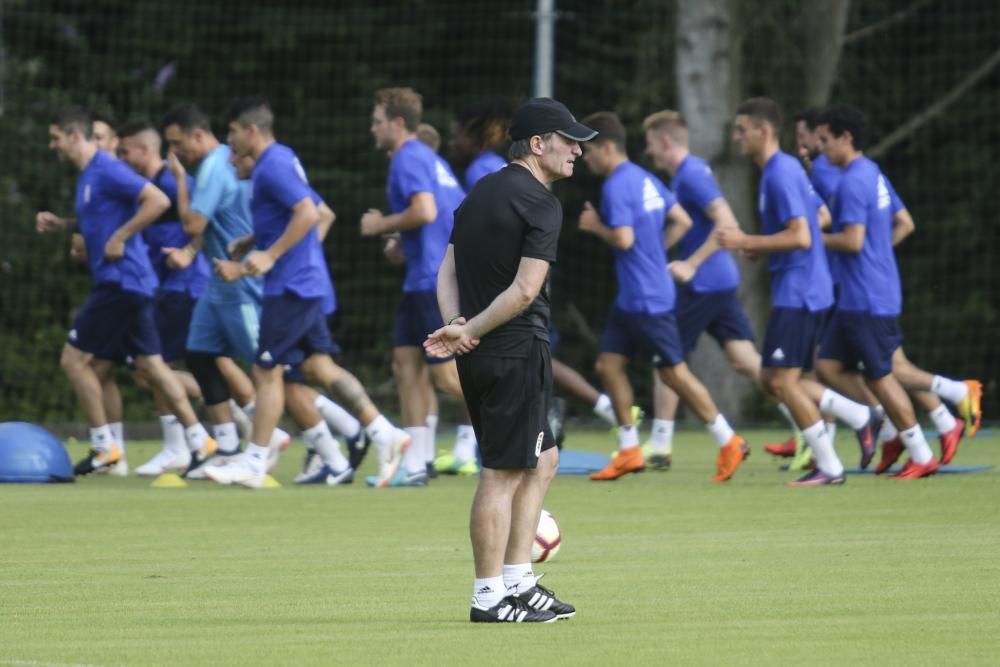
[375,428,412,488]
[135,448,191,477]
[203,457,265,489]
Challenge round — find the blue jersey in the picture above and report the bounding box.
[463,151,506,191]
[191,144,261,304]
[143,165,210,297]
[810,154,841,205]
[829,156,901,316]
[251,143,327,299]
[671,155,740,293]
[74,150,159,296]
[758,151,833,312]
[388,139,466,292]
[600,161,677,313]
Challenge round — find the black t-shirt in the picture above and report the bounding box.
[450,164,562,357]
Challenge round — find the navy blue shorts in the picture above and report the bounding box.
[600,305,685,368]
[761,307,828,372]
[257,294,340,369]
[675,286,755,356]
[155,291,197,363]
[393,289,451,364]
[69,284,161,360]
[818,310,903,380]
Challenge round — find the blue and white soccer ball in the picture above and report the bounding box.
[531,508,562,563]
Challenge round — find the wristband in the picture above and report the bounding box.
[447,315,462,326]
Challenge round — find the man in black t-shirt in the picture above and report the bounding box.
[425,98,595,624]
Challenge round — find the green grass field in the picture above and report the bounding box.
[3,428,999,666]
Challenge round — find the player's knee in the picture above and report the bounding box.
[186,353,230,406]
[759,370,785,399]
[59,346,86,375]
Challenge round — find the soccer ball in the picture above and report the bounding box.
[531,509,562,563]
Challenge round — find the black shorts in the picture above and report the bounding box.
[457,338,556,470]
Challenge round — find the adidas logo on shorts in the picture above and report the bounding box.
[260,351,273,363]
[771,348,786,361]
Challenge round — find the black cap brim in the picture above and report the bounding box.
[556,122,598,142]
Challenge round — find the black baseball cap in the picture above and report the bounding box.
[509,98,598,142]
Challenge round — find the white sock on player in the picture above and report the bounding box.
[212,422,240,454]
[649,419,674,454]
[593,393,616,427]
[184,423,210,453]
[425,414,439,463]
[900,425,934,464]
[707,414,735,447]
[617,424,639,450]
[930,375,968,406]
[403,427,428,474]
[90,424,114,452]
[160,414,185,452]
[503,562,534,595]
[803,420,844,476]
[313,393,361,438]
[818,389,870,430]
[929,404,958,434]
[472,575,505,610]
[454,424,477,462]
[303,420,349,472]
[109,422,125,454]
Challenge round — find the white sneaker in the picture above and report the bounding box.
[375,428,411,487]
[135,448,191,477]
[267,429,291,472]
[184,450,239,480]
[97,458,130,477]
[203,456,265,489]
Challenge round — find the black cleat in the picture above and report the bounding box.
[347,428,371,471]
[519,575,576,619]
[425,461,438,479]
[74,446,123,476]
[470,594,557,623]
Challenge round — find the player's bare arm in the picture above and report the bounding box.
[891,209,915,246]
[578,201,633,250]
[670,197,735,283]
[360,191,436,236]
[105,182,170,261]
[822,222,865,253]
[718,215,810,253]
[169,152,209,237]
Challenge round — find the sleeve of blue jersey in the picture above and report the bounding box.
[104,159,149,203]
[261,156,314,211]
[656,175,678,211]
[835,171,869,227]
[884,174,906,214]
[394,151,435,203]
[771,165,808,226]
[190,153,225,219]
[601,179,632,229]
[684,165,722,211]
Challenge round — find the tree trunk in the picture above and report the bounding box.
[800,0,851,107]
[675,0,762,422]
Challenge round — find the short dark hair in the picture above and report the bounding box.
[794,106,824,131]
[375,87,422,132]
[50,107,93,139]
[117,119,158,140]
[819,104,867,150]
[508,132,553,161]
[582,112,626,152]
[455,98,514,152]
[736,97,782,133]
[162,103,212,133]
[90,110,118,132]
[225,96,274,134]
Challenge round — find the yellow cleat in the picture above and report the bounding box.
[956,379,983,439]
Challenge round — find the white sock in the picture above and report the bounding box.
[159,415,185,452]
[930,376,968,406]
[228,399,251,439]
[403,427,427,474]
[900,425,934,464]
[240,400,255,418]
[314,394,362,438]
[184,423,210,452]
[212,422,240,454]
[818,389,870,430]
[472,575,505,610]
[879,418,900,443]
[109,422,125,454]
[426,415,439,463]
[803,420,844,476]
[825,420,838,442]
[89,425,114,452]
[243,442,269,472]
[303,421,349,472]
[649,419,674,454]
[776,403,801,434]
[454,424,477,462]
[929,404,958,434]
[617,424,639,450]
[593,393,616,427]
[270,427,290,449]
[503,562,535,595]
[706,414,735,447]
[364,413,395,451]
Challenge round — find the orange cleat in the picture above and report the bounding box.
[712,435,748,483]
[890,457,940,479]
[590,446,645,481]
[765,436,797,458]
[874,436,904,475]
[956,379,983,439]
[938,419,964,465]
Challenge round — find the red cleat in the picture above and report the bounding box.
[874,436,904,475]
[938,420,964,465]
[890,458,940,479]
[764,436,797,458]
